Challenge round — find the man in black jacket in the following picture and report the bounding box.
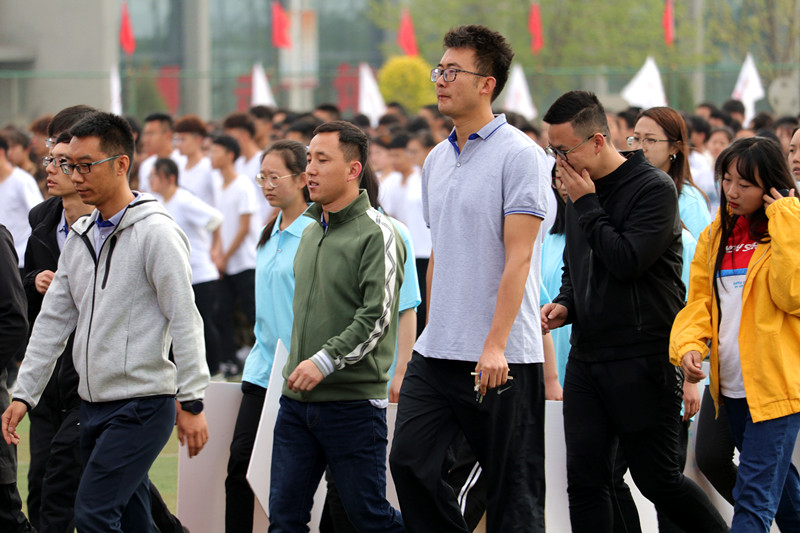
[0,224,34,532]
[541,91,727,533]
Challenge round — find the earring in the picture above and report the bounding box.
[669,153,676,161]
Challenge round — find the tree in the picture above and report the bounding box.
[378,56,437,113]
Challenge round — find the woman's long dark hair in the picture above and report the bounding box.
[257,140,310,248]
[549,165,566,236]
[712,136,794,292]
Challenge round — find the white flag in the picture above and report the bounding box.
[503,64,537,121]
[358,62,386,128]
[732,53,765,127]
[110,63,122,116]
[621,56,667,110]
[251,62,276,107]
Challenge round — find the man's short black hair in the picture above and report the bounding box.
[144,112,174,131]
[48,105,99,138]
[722,99,745,116]
[249,105,275,122]
[774,115,799,131]
[174,115,208,137]
[686,114,711,141]
[313,120,369,169]
[314,103,341,121]
[543,90,609,137]
[70,112,135,164]
[709,109,733,128]
[154,157,180,186]
[442,25,514,102]
[211,133,241,161]
[223,112,256,138]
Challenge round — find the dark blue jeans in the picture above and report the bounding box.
[724,396,800,533]
[74,397,175,533]
[269,396,403,533]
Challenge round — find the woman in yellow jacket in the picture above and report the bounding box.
[670,136,800,533]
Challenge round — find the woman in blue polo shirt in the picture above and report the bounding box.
[225,140,312,533]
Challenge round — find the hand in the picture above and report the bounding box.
[541,302,568,333]
[35,270,55,294]
[474,345,509,396]
[557,157,595,202]
[287,360,324,393]
[682,379,701,421]
[545,374,563,401]
[764,186,796,206]
[1,401,29,445]
[176,408,209,458]
[389,374,403,404]
[680,350,706,384]
[213,254,228,275]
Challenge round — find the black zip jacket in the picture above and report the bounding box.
[553,150,684,362]
[22,196,81,411]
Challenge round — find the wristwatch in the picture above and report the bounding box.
[180,400,204,415]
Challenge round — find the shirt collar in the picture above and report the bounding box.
[447,114,508,152]
[96,192,139,228]
[270,206,311,238]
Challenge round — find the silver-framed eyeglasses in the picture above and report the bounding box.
[45,137,56,149]
[60,155,123,175]
[42,155,67,169]
[430,67,490,83]
[626,136,673,148]
[255,172,296,188]
[546,134,603,160]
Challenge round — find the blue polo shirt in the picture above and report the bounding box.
[242,211,314,388]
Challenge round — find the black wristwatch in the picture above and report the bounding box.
[180,400,204,415]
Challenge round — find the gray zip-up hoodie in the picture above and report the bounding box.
[15,193,209,409]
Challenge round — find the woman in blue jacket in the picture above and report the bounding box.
[225,140,312,533]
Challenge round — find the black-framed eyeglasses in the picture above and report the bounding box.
[626,136,673,148]
[255,172,296,188]
[61,155,122,175]
[430,67,490,83]
[42,155,67,169]
[546,134,604,160]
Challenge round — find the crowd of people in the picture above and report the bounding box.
[0,22,799,533]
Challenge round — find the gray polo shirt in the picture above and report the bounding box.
[414,114,550,364]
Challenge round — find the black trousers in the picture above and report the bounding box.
[225,381,266,533]
[217,269,256,365]
[414,258,428,339]
[28,403,81,533]
[390,353,545,533]
[694,385,737,505]
[193,279,222,375]
[563,356,727,533]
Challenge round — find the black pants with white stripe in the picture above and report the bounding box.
[390,353,545,533]
[446,432,486,531]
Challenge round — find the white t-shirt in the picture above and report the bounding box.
[138,150,187,192]
[235,151,268,225]
[180,157,219,208]
[162,188,224,285]
[717,217,756,398]
[379,168,431,258]
[0,167,44,267]
[217,174,259,275]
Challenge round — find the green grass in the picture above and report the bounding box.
[15,416,180,516]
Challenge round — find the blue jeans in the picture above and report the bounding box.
[724,396,800,533]
[74,397,175,533]
[269,396,403,533]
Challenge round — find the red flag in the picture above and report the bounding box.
[662,0,675,46]
[272,1,292,49]
[528,3,544,55]
[119,1,136,56]
[397,8,419,56]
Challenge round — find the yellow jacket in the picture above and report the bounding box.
[669,198,800,422]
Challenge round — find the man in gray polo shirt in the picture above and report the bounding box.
[389,25,550,533]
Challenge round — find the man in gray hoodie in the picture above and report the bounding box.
[1,111,210,533]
